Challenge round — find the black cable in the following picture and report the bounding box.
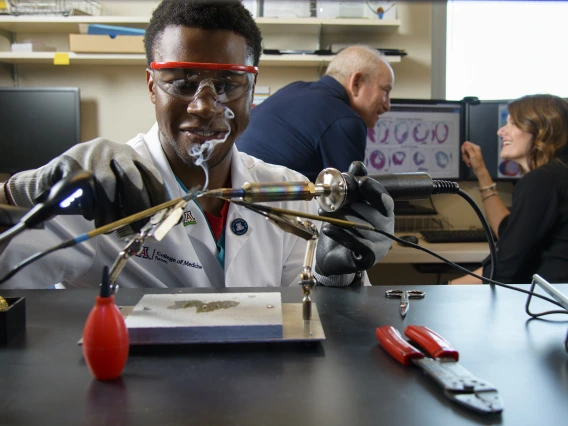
[429,180,496,281]
[0,198,261,286]
[373,228,566,312]
[0,221,27,245]
[427,195,438,214]
[428,181,496,281]
[237,199,566,314]
[524,280,568,319]
[0,237,77,285]
[456,188,496,282]
[1,188,565,317]
[0,188,204,287]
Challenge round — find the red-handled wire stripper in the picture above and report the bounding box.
[376,325,504,414]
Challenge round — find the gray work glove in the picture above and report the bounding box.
[314,162,394,287]
[6,138,169,232]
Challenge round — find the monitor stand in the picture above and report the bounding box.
[393,201,436,216]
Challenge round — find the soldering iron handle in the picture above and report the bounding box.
[365,172,435,201]
[340,171,434,205]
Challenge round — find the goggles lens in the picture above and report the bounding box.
[150,62,257,104]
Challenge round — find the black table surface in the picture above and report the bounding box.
[1,285,567,426]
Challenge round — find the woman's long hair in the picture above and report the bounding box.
[508,94,568,171]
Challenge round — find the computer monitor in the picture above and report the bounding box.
[464,99,521,181]
[365,99,463,180]
[0,87,81,174]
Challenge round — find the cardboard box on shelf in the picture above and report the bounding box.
[69,34,144,54]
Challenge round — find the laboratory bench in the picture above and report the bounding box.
[0,284,566,425]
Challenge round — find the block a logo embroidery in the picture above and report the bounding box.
[183,210,197,226]
[136,246,155,260]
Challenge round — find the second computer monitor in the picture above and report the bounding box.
[365,99,463,179]
[0,87,81,174]
[464,99,521,180]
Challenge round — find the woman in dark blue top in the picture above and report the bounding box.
[452,94,568,284]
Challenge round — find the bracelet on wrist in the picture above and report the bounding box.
[479,183,496,192]
[481,191,498,201]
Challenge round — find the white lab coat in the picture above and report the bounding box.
[0,124,330,289]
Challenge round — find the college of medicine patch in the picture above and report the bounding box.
[183,210,197,226]
[230,218,248,235]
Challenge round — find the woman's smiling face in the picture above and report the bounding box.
[498,115,534,171]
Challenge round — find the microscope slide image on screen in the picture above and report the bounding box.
[365,104,461,179]
[497,104,522,178]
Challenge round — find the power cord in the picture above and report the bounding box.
[427,195,438,214]
[0,189,201,286]
[427,179,496,281]
[0,237,78,285]
[1,186,566,318]
[234,200,564,317]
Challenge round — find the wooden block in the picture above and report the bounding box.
[125,293,283,344]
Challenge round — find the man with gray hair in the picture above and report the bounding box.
[236,45,394,181]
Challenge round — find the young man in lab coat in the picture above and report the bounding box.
[0,0,394,289]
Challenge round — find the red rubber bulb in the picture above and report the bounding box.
[82,295,129,381]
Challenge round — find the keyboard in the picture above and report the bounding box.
[419,229,488,243]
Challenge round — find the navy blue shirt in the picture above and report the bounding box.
[236,75,367,181]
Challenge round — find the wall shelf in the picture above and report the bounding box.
[0,16,403,68]
[0,52,402,66]
[260,54,401,66]
[0,51,146,65]
[0,15,400,34]
[0,16,149,33]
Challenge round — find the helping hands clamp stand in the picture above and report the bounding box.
[107,189,199,294]
[253,209,319,321]
[107,187,321,322]
[299,222,318,321]
[232,200,320,321]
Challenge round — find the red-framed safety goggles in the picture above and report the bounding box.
[150,62,258,104]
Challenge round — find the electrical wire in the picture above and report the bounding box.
[0,188,201,286]
[457,188,496,281]
[235,202,567,316]
[427,195,438,214]
[374,230,565,311]
[0,237,77,285]
[0,221,26,245]
[1,188,566,318]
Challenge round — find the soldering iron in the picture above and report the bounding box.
[203,168,460,212]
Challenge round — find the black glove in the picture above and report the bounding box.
[314,162,394,286]
[6,138,170,232]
